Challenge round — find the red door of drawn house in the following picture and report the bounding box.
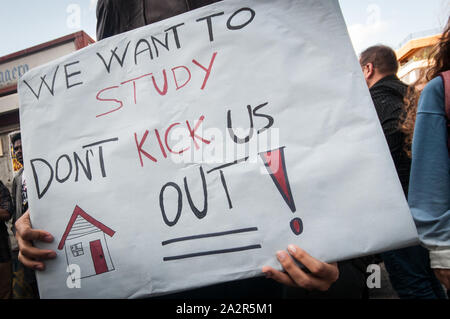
[90,240,108,275]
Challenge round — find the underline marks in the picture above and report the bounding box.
[162,226,258,245]
[163,244,262,261]
[162,227,261,261]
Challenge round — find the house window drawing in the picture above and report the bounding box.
[70,242,84,257]
[58,205,116,279]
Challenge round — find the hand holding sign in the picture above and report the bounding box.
[15,210,56,271]
[263,245,339,291]
[15,209,339,293]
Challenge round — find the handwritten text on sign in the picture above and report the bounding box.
[19,0,418,298]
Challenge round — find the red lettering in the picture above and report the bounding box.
[171,66,192,90]
[165,123,190,154]
[95,86,123,118]
[186,115,211,150]
[152,69,168,96]
[96,52,220,119]
[135,115,212,167]
[155,128,167,158]
[192,52,217,90]
[134,130,157,167]
[121,73,152,104]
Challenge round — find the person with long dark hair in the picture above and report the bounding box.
[401,17,450,291]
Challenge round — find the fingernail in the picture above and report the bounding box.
[44,235,54,242]
[277,251,287,261]
[288,245,297,254]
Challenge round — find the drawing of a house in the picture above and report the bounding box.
[58,205,116,279]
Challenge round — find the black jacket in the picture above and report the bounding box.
[369,75,411,197]
[96,0,222,40]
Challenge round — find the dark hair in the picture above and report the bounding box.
[425,18,450,81]
[11,133,21,146]
[360,45,399,75]
[400,18,450,157]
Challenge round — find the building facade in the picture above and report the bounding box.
[396,29,441,85]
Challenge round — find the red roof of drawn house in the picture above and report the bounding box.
[58,205,115,250]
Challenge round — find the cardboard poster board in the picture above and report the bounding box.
[18,0,418,298]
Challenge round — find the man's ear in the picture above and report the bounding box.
[364,63,374,79]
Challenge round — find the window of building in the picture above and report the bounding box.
[70,242,84,257]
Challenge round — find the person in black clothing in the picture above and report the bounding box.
[360,45,446,299]
[96,0,223,40]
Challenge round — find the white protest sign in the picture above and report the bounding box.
[18,0,418,298]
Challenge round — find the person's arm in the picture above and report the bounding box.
[262,245,339,291]
[408,77,450,288]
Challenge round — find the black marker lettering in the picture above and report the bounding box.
[164,23,185,49]
[96,41,131,73]
[23,65,60,100]
[227,105,254,144]
[151,33,170,58]
[74,151,92,182]
[134,39,153,64]
[227,7,256,30]
[30,158,54,199]
[184,166,208,219]
[64,61,83,89]
[55,154,73,183]
[196,12,224,42]
[252,102,274,134]
[160,182,183,227]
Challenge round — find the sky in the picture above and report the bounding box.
[1,0,449,57]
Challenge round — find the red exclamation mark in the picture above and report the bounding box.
[260,147,303,235]
[290,217,303,236]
